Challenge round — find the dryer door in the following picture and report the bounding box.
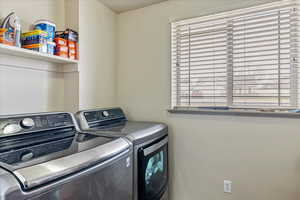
[138,137,168,200]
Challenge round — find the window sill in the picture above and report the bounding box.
[167,108,300,119]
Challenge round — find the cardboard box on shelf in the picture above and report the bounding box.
[0,28,14,46]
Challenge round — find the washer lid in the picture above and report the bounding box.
[12,138,130,190]
[85,121,168,144]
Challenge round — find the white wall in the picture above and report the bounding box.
[0,0,65,31]
[0,0,66,115]
[78,0,117,109]
[117,1,300,200]
[0,0,117,114]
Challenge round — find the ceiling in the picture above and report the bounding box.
[98,0,168,13]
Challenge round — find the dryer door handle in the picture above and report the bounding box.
[143,137,168,156]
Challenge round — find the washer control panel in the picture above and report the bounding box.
[83,108,126,123]
[0,113,74,137]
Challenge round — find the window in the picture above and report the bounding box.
[171,0,299,110]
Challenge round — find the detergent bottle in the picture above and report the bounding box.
[1,12,21,47]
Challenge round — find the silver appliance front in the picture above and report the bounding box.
[0,112,133,200]
[76,107,169,200]
[0,148,133,200]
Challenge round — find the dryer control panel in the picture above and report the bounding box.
[83,108,126,124]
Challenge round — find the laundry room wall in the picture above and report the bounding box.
[116,0,300,200]
[78,0,117,110]
[0,0,116,114]
[0,0,66,115]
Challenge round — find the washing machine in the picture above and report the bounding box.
[76,108,169,200]
[0,112,133,200]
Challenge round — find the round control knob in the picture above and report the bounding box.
[20,118,35,129]
[2,123,22,135]
[102,111,109,117]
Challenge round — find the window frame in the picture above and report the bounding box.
[170,0,299,113]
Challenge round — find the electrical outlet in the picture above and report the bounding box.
[224,180,232,193]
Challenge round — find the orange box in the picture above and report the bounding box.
[68,41,76,49]
[76,43,79,60]
[56,51,68,58]
[67,40,78,60]
[54,37,67,46]
[69,54,76,60]
[56,45,68,53]
[68,48,76,55]
[68,49,77,60]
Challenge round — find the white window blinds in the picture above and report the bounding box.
[171,0,300,109]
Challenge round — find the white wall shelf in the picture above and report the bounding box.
[0,43,78,65]
[0,0,79,114]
